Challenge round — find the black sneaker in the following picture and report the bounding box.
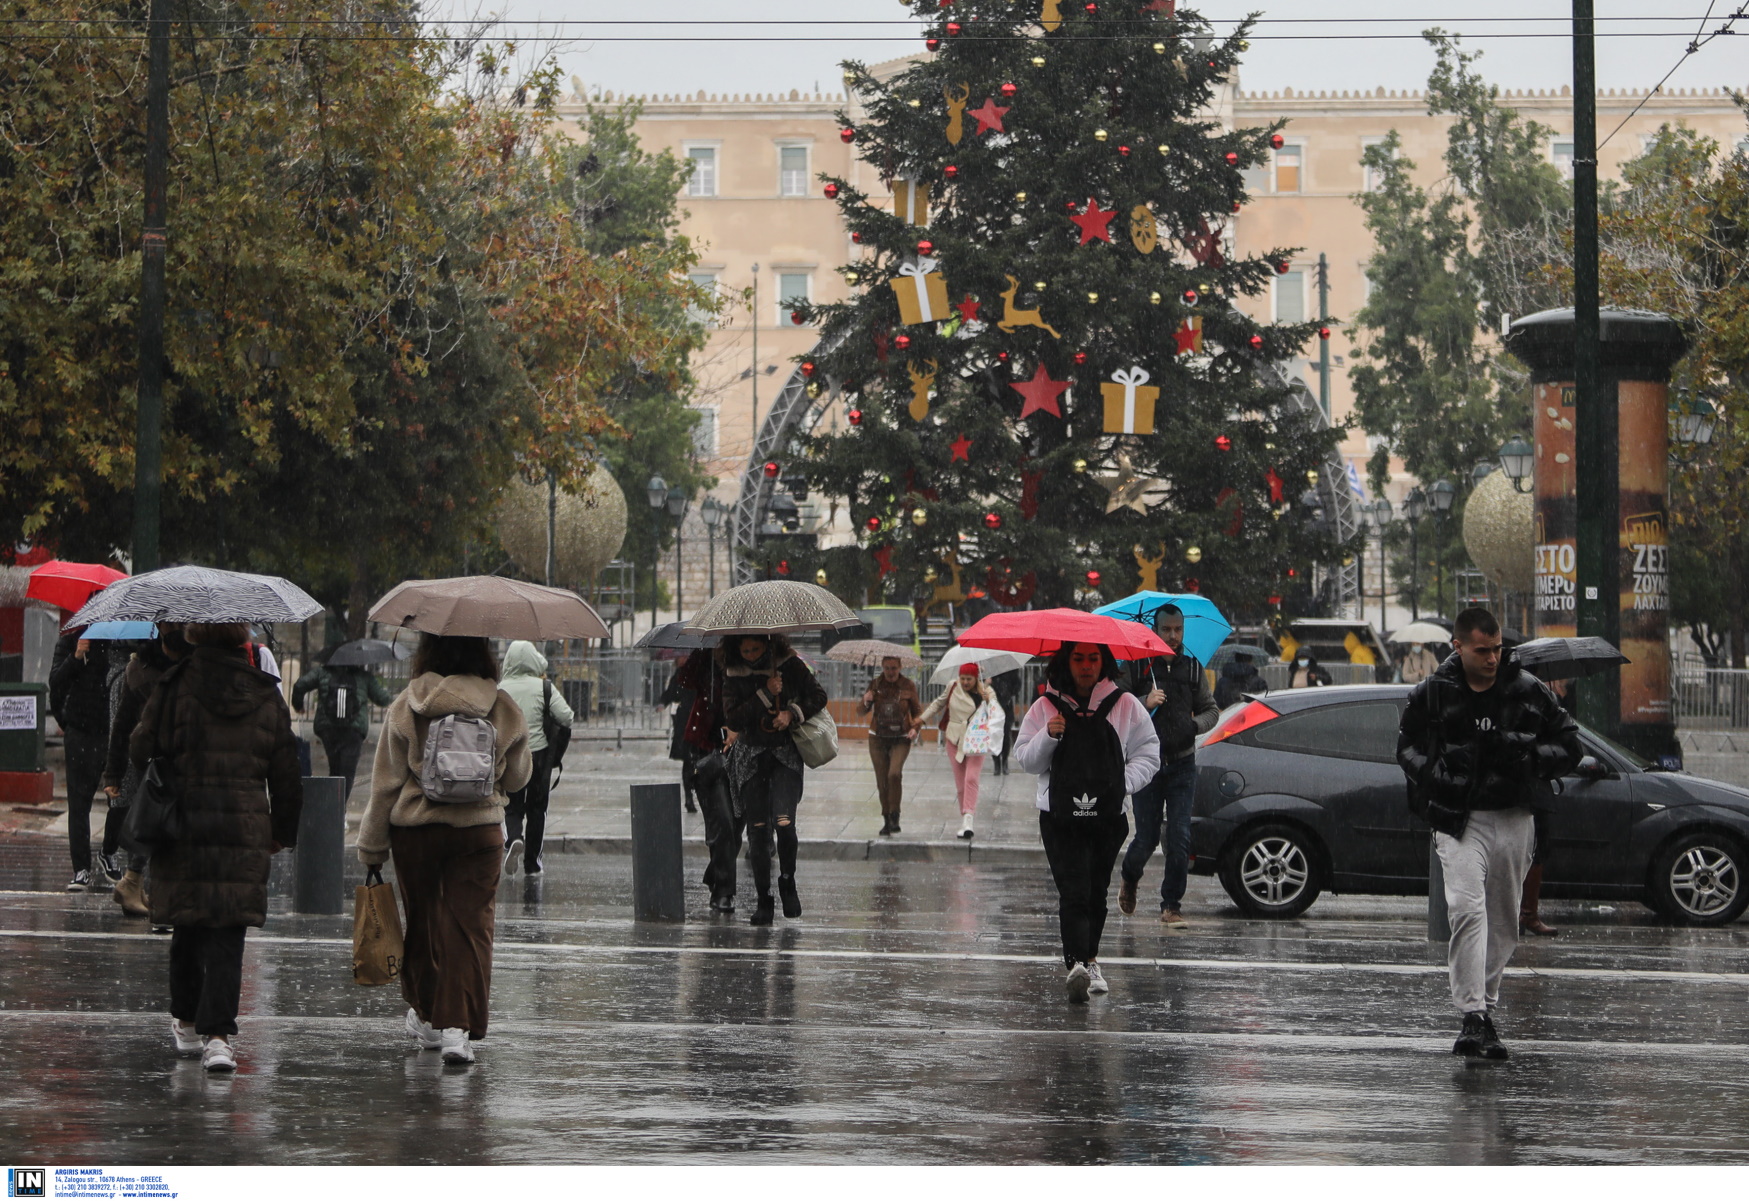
[1453,1011,1486,1058]
[778,875,802,919]
[749,895,775,926]
[878,817,894,837]
[1480,1013,1510,1061]
[65,869,92,893]
[98,851,125,883]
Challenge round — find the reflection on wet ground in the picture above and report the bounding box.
[2,856,1746,1164]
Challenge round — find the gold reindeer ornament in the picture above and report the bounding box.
[997,276,1061,339]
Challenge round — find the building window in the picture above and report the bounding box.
[1241,163,1268,196]
[1275,270,1306,323]
[1361,136,1391,192]
[686,146,717,197]
[777,272,810,323]
[1273,143,1303,193]
[779,145,810,197]
[1552,140,1575,180]
[690,407,719,457]
[686,271,718,325]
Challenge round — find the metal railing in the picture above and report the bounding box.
[1670,658,1749,729]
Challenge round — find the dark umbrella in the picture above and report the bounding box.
[326,638,409,667]
[635,621,712,652]
[1513,636,1630,680]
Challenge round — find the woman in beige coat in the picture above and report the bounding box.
[916,664,997,840]
[358,634,530,1065]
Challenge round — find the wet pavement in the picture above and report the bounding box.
[3,849,1748,1165]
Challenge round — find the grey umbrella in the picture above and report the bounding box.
[1513,636,1630,680]
[64,564,322,629]
[369,576,609,641]
[325,638,410,667]
[635,621,712,652]
[683,580,860,636]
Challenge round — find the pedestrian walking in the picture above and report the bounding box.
[988,668,1023,776]
[917,664,997,840]
[1398,607,1580,1060]
[719,634,828,926]
[1214,658,1268,708]
[100,624,191,918]
[1288,652,1332,688]
[1014,642,1160,1003]
[497,640,575,877]
[128,622,302,1074]
[656,666,701,814]
[1117,605,1219,927]
[358,634,531,1065]
[668,647,738,910]
[290,650,393,802]
[49,628,111,891]
[858,656,922,836]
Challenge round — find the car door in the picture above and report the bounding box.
[1542,736,1640,887]
[1244,699,1420,881]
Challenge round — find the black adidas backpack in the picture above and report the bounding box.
[1045,690,1127,819]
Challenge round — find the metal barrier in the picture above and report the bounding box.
[1671,666,1749,729]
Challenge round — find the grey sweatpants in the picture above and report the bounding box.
[1435,807,1535,1014]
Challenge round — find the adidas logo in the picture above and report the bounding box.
[1073,793,1098,812]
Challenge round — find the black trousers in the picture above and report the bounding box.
[64,726,107,872]
[504,746,553,871]
[319,728,366,800]
[1039,810,1130,968]
[698,770,743,898]
[741,756,802,898]
[169,925,247,1037]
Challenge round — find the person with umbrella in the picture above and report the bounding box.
[854,651,924,837]
[667,645,738,910]
[101,623,191,918]
[1117,604,1220,928]
[49,626,112,891]
[290,637,396,803]
[916,663,998,841]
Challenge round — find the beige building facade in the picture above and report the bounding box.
[553,75,1747,620]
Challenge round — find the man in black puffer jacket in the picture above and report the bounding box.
[49,629,111,891]
[1398,607,1581,1062]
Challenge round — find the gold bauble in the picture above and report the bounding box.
[1034,280,1048,292]
[908,98,921,108]
[924,567,939,583]
[1031,55,1046,68]
[1087,292,1099,303]
[845,270,860,285]
[1093,129,1109,142]
[1153,42,1166,55]
[1198,282,1212,295]
[806,381,823,399]
[1306,469,1320,484]
[1462,467,1535,593]
[911,507,929,527]
[1157,144,1170,156]
[1073,459,1088,473]
[1186,546,1203,564]
[495,465,628,588]
[1015,191,1028,202]
[1150,292,1162,304]
[815,568,829,587]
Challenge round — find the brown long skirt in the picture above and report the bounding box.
[389,822,503,1040]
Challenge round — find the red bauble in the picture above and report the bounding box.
[800,361,817,377]
[1318,327,1331,340]
[1185,577,1201,593]
[944,165,960,180]
[996,351,1010,362]
[1270,133,1285,149]
[824,183,840,199]
[763,460,781,478]
[1000,81,1018,98]
[1085,570,1101,587]
[946,21,961,35]
[1275,260,1290,274]
[1268,594,1282,606]
[1248,334,1263,349]
[840,127,856,143]
[851,231,864,244]
[926,37,940,50]
[1287,567,1297,578]
[984,512,1002,530]
[866,516,882,533]
[1231,201,1242,213]
[1118,144,1131,157]
[1182,288,1198,303]
[1225,151,1239,165]
[791,311,806,325]
[1215,435,1232,452]
[1084,1,1097,10]
[894,334,912,350]
[777,560,791,577]
[1073,351,1088,366]
[917,239,935,255]
[848,408,864,426]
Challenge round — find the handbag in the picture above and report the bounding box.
[791,706,839,768]
[121,665,187,856]
[959,700,1005,757]
[541,679,573,782]
[352,865,404,986]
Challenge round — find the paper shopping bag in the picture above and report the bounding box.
[352,866,403,986]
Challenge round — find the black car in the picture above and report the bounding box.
[1189,685,1749,926]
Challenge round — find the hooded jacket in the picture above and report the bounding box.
[128,647,303,927]
[357,672,532,866]
[497,641,575,755]
[1013,679,1161,813]
[1397,650,1582,831]
[720,644,829,750]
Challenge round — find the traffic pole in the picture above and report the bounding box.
[132,0,171,574]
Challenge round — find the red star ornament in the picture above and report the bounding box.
[1174,316,1204,355]
[950,433,973,462]
[1068,198,1117,246]
[955,294,981,323]
[1010,364,1071,418]
[968,97,1011,136]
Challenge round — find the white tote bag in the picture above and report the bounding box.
[958,701,1006,757]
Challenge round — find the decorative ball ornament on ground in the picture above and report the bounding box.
[494,467,628,589]
[1462,467,1535,593]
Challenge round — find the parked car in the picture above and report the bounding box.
[1190,684,1749,926]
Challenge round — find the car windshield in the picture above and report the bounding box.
[859,609,913,642]
[1580,723,1651,772]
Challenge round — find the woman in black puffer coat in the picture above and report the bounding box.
[718,634,828,926]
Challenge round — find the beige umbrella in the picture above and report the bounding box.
[368,576,608,641]
[683,580,859,636]
[827,639,923,669]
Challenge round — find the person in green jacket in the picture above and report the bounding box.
[498,640,576,877]
[291,658,394,801]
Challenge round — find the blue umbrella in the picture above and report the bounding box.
[1093,591,1233,664]
[83,621,157,640]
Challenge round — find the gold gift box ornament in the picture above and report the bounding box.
[890,258,951,326]
[1101,367,1160,435]
[893,178,931,227]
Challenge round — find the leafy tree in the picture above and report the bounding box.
[783,2,1343,621]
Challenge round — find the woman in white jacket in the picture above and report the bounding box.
[916,664,997,839]
[1014,642,1161,1003]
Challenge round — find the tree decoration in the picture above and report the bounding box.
[890,259,951,325]
[893,333,912,350]
[944,83,971,145]
[906,360,939,421]
[1185,217,1226,269]
[1000,82,1018,98]
[911,506,929,527]
[1173,316,1203,355]
[873,546,894,578]
[893,178,930,226]
[824,183,840,199]
[841,127,857,143]
[1010,363,1070,419]
[984,511,1003,530]
[1270,132,1284,149]
[1068,198,1118,245]
[1085,570,1101,588]
[1020,469,1043,519]
[1215,434,1233,452]
[1248,333,1263,349]
[1101,367,1160,434]
[985,566,1038,607]
[917,239,935,255]
[926,37,940,51]
[1040,0,1064,33]
[950,432,973,461]
[1129,206,1159,254]
[1319,327,1331,340]
[943,165,960,180]
[763,460,781,477]
[1133,542,1166,592]
[955,295,981,323]
[1073,351,1088,365]
[969,97,1012,136]
[997,276,1061,337]
[777,560,791,577]
[848,408,864,426]
[815,568,829,586]
[866,516,883,533]
[1096,452,1165,514]
[1266,466,1285,503]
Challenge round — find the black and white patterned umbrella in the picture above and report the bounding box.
[64,565,322,629]
[683,580,860,636]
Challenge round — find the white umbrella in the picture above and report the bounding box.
[65,565,322,628]
[930,644,1031,685]
[1388,621,1454,645]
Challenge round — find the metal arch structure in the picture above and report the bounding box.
[729,328,850,585]
[1265,361,1362,619]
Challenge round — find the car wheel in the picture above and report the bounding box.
[1649,832,1749,926]
[1218,821,1324,918]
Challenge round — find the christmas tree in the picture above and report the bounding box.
[786,1,1344,620]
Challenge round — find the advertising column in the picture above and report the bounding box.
[1532,382,1578,640]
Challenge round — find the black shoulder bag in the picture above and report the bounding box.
[122,665,187,856]
[541,679,574,783]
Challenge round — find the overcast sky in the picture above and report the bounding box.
[433,1,1749,101]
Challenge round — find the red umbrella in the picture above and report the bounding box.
[956,608,1173,660]
[25,560,127,614]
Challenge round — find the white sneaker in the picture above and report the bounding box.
[1066,963,1091,1004]
[1087,962,1109,994]
[201,1037,237,1073]
[405,1007,441,1050]
[170,1017,202,1058]
[958,813,974,840]
[503,838,524,878]
[440,1028,474,1064]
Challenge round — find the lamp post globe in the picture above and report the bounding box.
[1498,436,1534,493]
[1428,478,1456,513]
[645,475,669,509]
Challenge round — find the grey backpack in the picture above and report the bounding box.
[419,713,498,804]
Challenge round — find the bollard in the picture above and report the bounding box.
[294,776,347,915]
[629,782,685,921]
[1427,836,1450,942]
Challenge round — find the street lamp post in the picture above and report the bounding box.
[1365,496,1393,632]
[1404,486,1426,621]
[1428,479,1456,619]
[666,487,689,622]
[645,475,668,633]
[700,498,726,597]
[1498,436,1535,493]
